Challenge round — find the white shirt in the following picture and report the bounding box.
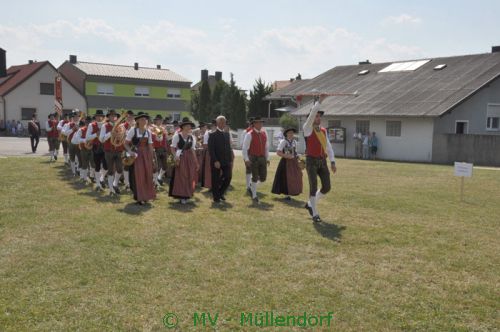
[171,132,196,158]
[99,123,112,143]
[57,120,66,132]
[277,138,297,153]
[203,130,210,145]
[242,128,270,162]
[45,120,53,132]
[125,127,153,144]
[72,128,82,145]
[86,122,102,142]
[302,101,335,163]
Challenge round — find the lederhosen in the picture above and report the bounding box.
[103,122,124,176]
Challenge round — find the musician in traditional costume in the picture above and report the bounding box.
[208,115,233,203]
[100,110,125,195]
[271,128,303,200]
[124,112,156,205]
[195,122,207,186]
[122,110,135,190]
[243,118,254,192]
[85,110,107,187]
[168,118,199,204]
[57,113,70,165]
[46,113,60,162]
[200,119,216,189]
[303,99,337,223]
[62,110,82,177]
[242,117,269,203]
[76,116,93,183]
[151,114,168,188]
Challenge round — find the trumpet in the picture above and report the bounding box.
[149,124,165,139]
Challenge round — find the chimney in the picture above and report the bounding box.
[69,55,77,64]
[492,46,500,53]
[134,62,139,70]
[29,60,34,64]
[156,65,161,69]
[201,69,209,81]
[215,71,222,81]
[0,48,6,78]
[358,60,371,65]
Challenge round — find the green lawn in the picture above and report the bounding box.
[0,156,498,331]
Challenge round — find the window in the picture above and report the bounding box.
[386,121,402,137]
[135,86,150,97]
[328,120,341,128]
[97,84,114,95]
[167,88,181,99]
[356,120,370,135]
[40,83,54,95]
[455,121,468,134]
[434,64,447,70]
[486,104,500,131]
[378,59,430,73]
[171,113,181,122]
[21,108,36,120]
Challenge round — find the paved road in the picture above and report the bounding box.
[0,136,250,158]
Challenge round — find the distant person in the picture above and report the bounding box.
[208,115,234,203]
[353,131,362,158]
[0,119,4,132]
[28,114,41,153]
[370,132,378,160]
[362,132,370,160]
[271,127,302,200]
[16,121,23,136]
[6,120,11,136]
[11,120,16,136]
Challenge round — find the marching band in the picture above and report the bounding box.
[46,100,336,222]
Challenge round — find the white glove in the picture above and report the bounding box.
[175,149,182,159]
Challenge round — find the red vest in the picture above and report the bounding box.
[248,129,267,157]
[152,131,167,149]
[47,120,59,138]
[79,127,88,149]
[68,122,78,142]
[89,122,100,146]
[102,122,124,152]
[306,127,327,158]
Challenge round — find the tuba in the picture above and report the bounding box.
[111,111,128,147]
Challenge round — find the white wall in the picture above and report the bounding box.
[4,64,86,130]
[296,116,435,162]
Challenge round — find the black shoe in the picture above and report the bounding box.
[213,199,221,204]
[220,195,226,201]
[305,203,313,217]
[113,186,120,194]
[312,215,322,223]
[158,178,164,186]
[100,180,106,188]
[252,196,259,204]
[285,196,291,201]
[54,155,57,161]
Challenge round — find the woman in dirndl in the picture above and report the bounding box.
[124,112,156,205]
[271,127,303,200]
[169,118,200,204]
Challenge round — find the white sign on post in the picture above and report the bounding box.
[454,162,473,202]
[454,162,473,177]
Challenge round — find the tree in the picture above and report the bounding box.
[279,113,298,131]
[190,90,200,120]
[198,80,212,122]
[248,78,273,118]
[211,80,228,120]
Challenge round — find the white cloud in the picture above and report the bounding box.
[382,14,422,25]
[0,19,425,90]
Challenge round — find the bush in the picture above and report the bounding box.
[279,113,298,131]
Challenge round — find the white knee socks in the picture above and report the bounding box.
[251,181,258,199]
[246,174,251,188]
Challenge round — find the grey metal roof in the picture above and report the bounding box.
[73,62,191,83]
[276,52,500,117]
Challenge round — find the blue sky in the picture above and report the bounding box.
[1,0,498,90]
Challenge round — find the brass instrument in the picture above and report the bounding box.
[149,124,164,139]
[84,120,105,150]
[122,152,137,166]
[297,155,306,170]
[111,111,128,147]
[67,110,86,143]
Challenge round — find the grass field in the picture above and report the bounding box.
[0,156,499,331]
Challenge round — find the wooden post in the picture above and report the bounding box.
[460,176,464,202]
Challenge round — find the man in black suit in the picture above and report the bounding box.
[208,115,233,203]
[28,113,41,153]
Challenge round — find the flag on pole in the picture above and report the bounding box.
[54,75,63,116]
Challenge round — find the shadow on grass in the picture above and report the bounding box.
[247,200,274,210]
[271,196,305,209]
[210,201,234,210]
[118,202,152,215]
[166,199,198,212]
[313,222,346,242]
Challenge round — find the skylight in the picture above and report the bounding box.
[378,59,430,73]
[434,64,447,70]
[358,70,370,75]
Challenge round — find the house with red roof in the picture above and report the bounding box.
[0,48,86,131]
